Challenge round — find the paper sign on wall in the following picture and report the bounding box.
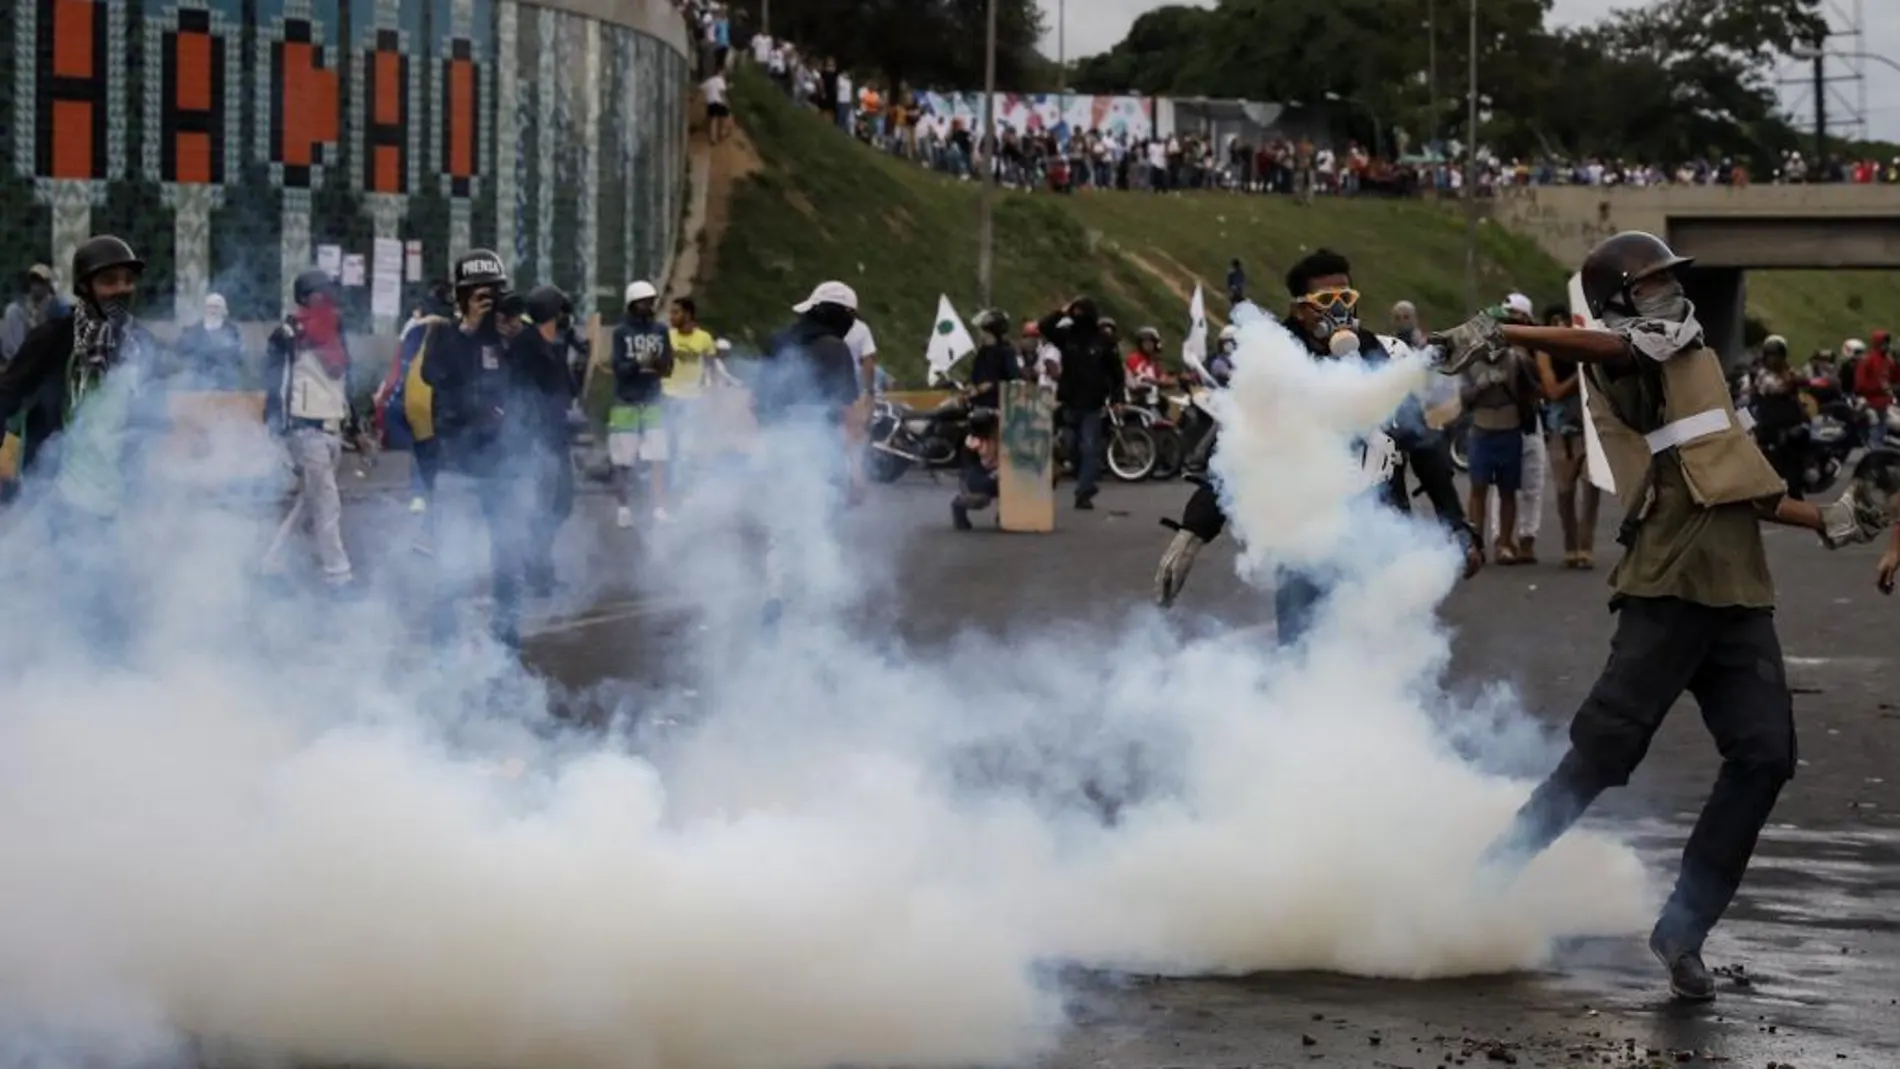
[404,240,423,282]
[341,254,366,287]
[316,244,342,278]
[372,238,404,320]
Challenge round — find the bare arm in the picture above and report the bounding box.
[1500,325,1632,368]
[1760,496,1823,532]
[1535,350,1576,400]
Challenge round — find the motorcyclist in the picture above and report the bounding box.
[968,308,1021,410]
[1751,335,1808,498]
[1205,325,1238,386]
[1125,326,1178,389]
[1154,247,1481,634]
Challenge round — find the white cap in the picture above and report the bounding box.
[204,293,228,313]
[625,280,658,305]
[1504,293,1534,318]
[715,338,731,352]
[793,280,858,313]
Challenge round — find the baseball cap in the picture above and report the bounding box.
[1504,293,1534,318]
[26,264,54,283]
[793,280,858,313]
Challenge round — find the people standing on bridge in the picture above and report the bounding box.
[259,269,363,594]
[1435,230,1893,1002]
[1154,248,1481,633]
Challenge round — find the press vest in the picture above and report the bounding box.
[1583,344,1786,516]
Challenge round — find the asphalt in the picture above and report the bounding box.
[319,457,1900,1068]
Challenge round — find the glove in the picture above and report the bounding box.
[1818,485,1891,549]
[1155,529,1205,608]
[1426,312,1508,376]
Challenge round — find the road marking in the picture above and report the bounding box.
[526,596,692,636]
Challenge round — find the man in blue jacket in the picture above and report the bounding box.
[609,279,674,529]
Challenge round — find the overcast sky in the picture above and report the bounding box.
[1036,0,1900,142]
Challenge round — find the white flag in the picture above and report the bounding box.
[1567,271,1616,495]
[1181,283,1211,381]
[926,294,977,382]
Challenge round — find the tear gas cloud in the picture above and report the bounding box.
[0,320,1650,1069]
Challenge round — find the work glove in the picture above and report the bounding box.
[1821,448,1900,548]
[1154,528,1205,608]
[1426,311,1508,376]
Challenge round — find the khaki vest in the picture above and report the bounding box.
[1583,345,1787,515]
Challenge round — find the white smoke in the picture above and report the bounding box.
[0,317,1651,1069]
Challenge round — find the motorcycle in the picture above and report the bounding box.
[865,387,972,483]
[1125,383,1184,480]
[1053,402,1157,483]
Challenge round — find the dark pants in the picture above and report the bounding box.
[1490,596,1796,949]
[1065,406,1105,500]
[432,472,534,651]
[528,441,574,590]
[1178,476,1327,646]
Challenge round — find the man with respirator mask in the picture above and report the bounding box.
[1154,248,1481,643]
[1430,231,1897,1002]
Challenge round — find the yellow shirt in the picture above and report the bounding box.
[667,327,716,397]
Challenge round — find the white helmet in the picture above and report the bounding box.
[625,280,659,305]
[1844,338,1867,357]
[1218,324,1238,342]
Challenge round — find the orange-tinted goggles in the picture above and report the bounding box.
[1299,287,1361,317]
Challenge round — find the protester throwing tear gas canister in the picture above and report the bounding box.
[0,235,162,652]
[1432,231,1897,1002]
[1153,248,1481,639]
[413,249,542,650]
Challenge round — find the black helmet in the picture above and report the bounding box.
[1579,231,1692,318]
[72,235,144,290]
[524,284,569,325]
[496,290,528,320]
[292,268,336,305]
[453,249,509,293]
[973,308,1010,336]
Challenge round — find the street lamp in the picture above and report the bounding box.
[1463,0,1477,311]
[1790,44,1900,75]
[1323,91,1383,160]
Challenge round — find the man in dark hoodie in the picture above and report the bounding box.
[1038,296,1124,510]
[1154,248,1482,642]
[514,285,579,596]
[608,279,674,529]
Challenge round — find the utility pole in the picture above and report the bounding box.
[1427,0,1437,151]
[1812,51,1827,171]
[978,0,998,308]
[1462,0,1478,311]
[761,0,769,38]
[1058,0,1067,105]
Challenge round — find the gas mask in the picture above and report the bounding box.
[808,301,858,336]
[1299,287,1360,343]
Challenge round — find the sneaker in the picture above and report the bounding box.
[952,500,973,531]
[652,506,675,524]
[1648,927,1716,1002]
[616,505,635,529]
[409,496,428,514]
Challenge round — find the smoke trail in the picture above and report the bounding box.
[0,318,1650,1069]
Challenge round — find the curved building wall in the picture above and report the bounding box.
[0,0,690,329]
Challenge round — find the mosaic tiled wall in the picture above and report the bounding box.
[0,0,689,330]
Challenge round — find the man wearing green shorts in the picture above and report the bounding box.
[609,280,674,527]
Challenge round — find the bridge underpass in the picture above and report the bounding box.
[1493,186,1900,364]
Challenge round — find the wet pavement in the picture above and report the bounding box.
[327,464,1900,1067]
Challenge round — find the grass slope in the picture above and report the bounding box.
[702,67,1893,381]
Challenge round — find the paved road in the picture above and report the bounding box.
[428,465,1899,1069]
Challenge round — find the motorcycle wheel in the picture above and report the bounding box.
[1107,425,1158,481]
[1448,424,1470,473]
[867,448,912,484]
[1149,427,1183,480]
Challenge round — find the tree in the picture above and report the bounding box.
[724,0,1045,93]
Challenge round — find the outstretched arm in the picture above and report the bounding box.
[1501,325,1633,368]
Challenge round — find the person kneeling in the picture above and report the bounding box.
[952,407,1000,531]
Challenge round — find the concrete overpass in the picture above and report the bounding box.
[1492,184,1900,361]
